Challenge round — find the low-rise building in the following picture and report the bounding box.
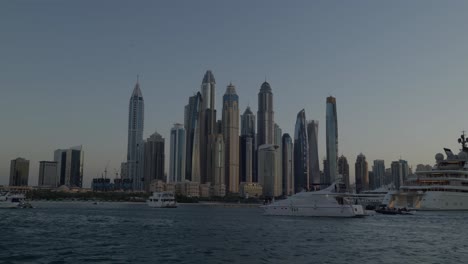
[239,182,263,198]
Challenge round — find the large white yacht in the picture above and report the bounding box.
[147,192,177,208]
[0,192,26,209]
[262,182,365,217]
[384,134,468,210]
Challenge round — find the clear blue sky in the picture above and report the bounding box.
[2,0,468,187]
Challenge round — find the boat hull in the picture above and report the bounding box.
[385,190,468,211]
[263,204,364,217]
[0,202,20,209]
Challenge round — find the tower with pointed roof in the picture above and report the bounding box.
[257,81,274,147]
[200,70,217,184]
[222,83,240,193]
[126,78,145,190]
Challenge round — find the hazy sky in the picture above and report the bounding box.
[2,0,468,187]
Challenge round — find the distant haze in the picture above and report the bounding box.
[2,1,468,187]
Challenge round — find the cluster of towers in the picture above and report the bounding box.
[123,70,342,197]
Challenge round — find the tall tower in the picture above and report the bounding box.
[222,83,240,193]
[127,78,145,190]
[326,96,338,185]
[338,155,350,191]
[257,81,274,147]
[54,146,84,187]
[294,109,309,192]
[200,71,216,184]
[184,92,203,182]
[144,131,165,192]
[9,158,30,186]
[307,120,320,188]
[355,153,368,193]
[372,160,385,189]
[258,144,282,197]
[169,124,186,183]
[240,107,256,183]
[282,133,294,196]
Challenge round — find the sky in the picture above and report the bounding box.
[2,0,468,187]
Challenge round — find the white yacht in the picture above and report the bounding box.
[0,192,26,209]
[147,192,177,208]
[346,185,392,209]
[262,182,365,217]
[384,134,468,210]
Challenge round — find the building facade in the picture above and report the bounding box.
[169,124,186,183]
[338,155,350,191]
[307,120,320,188]
[54,146,84,187]
[144,131,165,192]
[222,83,240,193]
[126,79,145,190]
[355,153,368,193]
[372,160,385,189]
[294,109,309,192]
[325,96,338,185]
[9,158,29,186]
[282,133,294,196]
[38,161,58,187]
[258,144,282,197]
[391,159,409,189]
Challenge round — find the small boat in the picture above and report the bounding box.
[147,192,177,208]
[375,207,413,215]
[0,191,27,209]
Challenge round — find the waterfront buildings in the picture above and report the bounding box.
[126,78,145,190]
[240,106,256,183]
[54,146,84,187]
[9,158,29,186]
[355,153,368,193]
[307,120,320,189]
[372,160,385,189]
[257,81,274,146]
[258,144,282,197]
[325,96,338,185]
[282,133,294,196]
[294,109,309,192]
[144,131,165,192]
[222,83,240,193]
[391,159,409,189]
[338,155,350,191]
[184,92,203,182]
[169,124,186,183]
[38,161,58,187]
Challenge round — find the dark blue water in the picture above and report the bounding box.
[1,202,468,264]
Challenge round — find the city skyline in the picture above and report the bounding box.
[3,1,468,187]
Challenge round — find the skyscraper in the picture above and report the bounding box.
[274,123,283,193]
[200,71,217,185]
[391,159,409,189]
[240,106,256,183]
[212,133,226,197]
[307,120,320,188]
[9,158,29,186]
[38,161,58,187]
[54,146,84,187]
[222,83,240,193]
[258,144,282,197]
[294,109,309,192]
[282,133,294,196]
[338,155,350,191]
[144,131,165,192]
[184,92,203,182]
[355,153,368,193]
[257,81,274,147]
[127,78,145,190]
[326,96,338,185]
[372,160,385,189]
[169,124,186,183]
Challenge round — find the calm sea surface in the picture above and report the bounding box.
[1,201,468,264]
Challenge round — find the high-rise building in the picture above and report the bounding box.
[391,160,409,189]
[240,106,256,183]
[9,158,29,186]
[294,109,309,192]
[372,160,385,189]
[338,155,350,191]
[54,146,84,187]
[222,83,240,193]
[144,131,165,192]
[257,81,274,147]
[126,78,145,190]
[282,133,294,196]
[120,162,127,179]
[38,161,58,187]
[184,92,203,182]
[200,71,217,185]
[368,171,375,190]
[258,144,282,197]
[169,124,186,183]
[355,153,368,193]
[307,120,320,188]
[212,133,226,196]
[274,123,283,192]
[326,96,338,185]
[322,159,329,187]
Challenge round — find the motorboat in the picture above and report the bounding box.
[147,192,177,208]
[262,182,365,217]
[0,191,27,209]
